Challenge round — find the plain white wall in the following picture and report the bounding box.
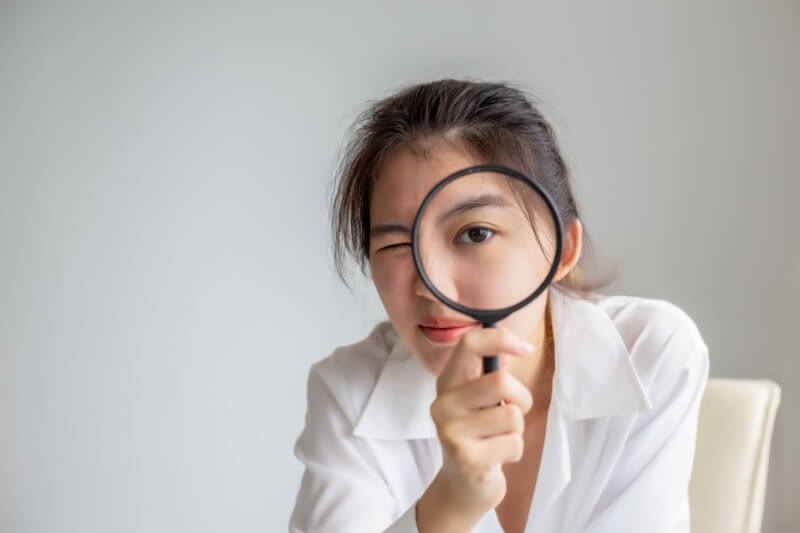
[0,1,797,532]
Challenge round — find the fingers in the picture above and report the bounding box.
[447,401,525,439]
[431,372,531,468]
[432,369,534,421]
[437,326,536,393]
[453,370,534,414]
[442,430,526,479]
[474,432,525,467]
[430,325,537,486]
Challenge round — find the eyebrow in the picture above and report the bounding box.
[436,193,511,225]
[369,223,411,238]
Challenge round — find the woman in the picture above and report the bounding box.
[289,79,709,532]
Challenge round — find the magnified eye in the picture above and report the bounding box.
[455,226,494,245]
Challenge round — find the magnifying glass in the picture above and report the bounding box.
[411,165,564,375]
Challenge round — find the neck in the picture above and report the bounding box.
[506,296,555,414]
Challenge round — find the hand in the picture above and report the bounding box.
[416,326,535,531]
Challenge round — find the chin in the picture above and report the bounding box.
[410,335,451,376]
[393,322,451,375]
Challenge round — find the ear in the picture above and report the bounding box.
[552,219,583,283]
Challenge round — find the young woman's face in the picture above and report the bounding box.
[368,144,554,376]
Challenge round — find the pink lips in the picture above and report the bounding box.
[418,318,479,344]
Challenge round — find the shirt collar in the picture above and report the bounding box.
[352,287,652,440]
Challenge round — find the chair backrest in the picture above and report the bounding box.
[689,378,781,533]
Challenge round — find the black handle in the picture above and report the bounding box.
[481,321,499,374]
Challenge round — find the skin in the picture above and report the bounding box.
[368,142,583,532]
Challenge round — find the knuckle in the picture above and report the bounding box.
[505,404,524,432]
[430,394,455,422]
[512,434,524,461]
[524,390,534,411]
[439,421,458,445]
[431,399,453,427]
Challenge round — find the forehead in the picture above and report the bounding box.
[370,145,481,223]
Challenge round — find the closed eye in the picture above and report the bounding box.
[377,242,411,252]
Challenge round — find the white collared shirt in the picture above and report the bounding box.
[289,288,709,532]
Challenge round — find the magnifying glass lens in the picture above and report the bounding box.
[416,169,559,312]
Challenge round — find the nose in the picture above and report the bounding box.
[413,268,438,301]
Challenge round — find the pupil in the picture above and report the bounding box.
[468,227,489,243]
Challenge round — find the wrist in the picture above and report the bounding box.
[416,472,483,533]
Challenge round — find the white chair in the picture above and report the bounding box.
[689,378,781,533]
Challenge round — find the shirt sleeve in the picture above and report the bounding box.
[289,363,420,533]
[583,338,710,532]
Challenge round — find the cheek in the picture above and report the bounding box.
[370,253,417,316]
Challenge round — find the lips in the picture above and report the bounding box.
[418,317,479,344]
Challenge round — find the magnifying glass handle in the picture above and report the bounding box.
[481,321,499,374]
[482,354,499,373]
[481,322,505,407]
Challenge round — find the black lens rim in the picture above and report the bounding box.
[411,164,565,324]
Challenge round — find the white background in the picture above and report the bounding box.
[0,1,797,531]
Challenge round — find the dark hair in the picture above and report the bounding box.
[329,78,617,297]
